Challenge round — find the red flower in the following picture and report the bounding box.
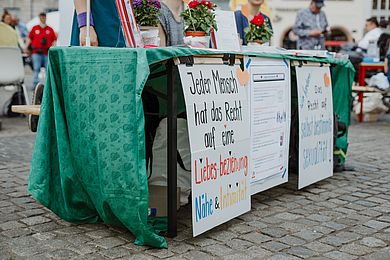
[188,0,199,8]
[251,14,265,26]
[199,0,213,8]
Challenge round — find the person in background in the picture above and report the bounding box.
[379,19,389,32]
[0,10,18,47]
[234,0,272,45]
[72,0,125,47]
[293,0,328,50]
[1,10,13,26]
[358,17,383,51]
[12,16,28,50]
[158,0,184,46]
[14,16,28,39]
[229,0,271,17]
[24,12,57,89]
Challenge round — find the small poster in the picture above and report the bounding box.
[178,62,251,236]
[245,57,291,195]
[211,11,241,51]
[115,0,143,48]
[296,65,333,189]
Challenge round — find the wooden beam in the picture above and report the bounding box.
[11,105,41,116]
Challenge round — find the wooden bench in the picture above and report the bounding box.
[352,85,385,94]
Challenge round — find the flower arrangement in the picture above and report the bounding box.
[180,0,217,34]
[245,14,273,44]
[133,0,161,27]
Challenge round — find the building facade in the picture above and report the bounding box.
[0,0,58,22]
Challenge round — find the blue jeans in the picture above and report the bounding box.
[32,53,48,89]
[387,55,390,84]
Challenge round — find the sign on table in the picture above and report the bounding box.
[212,11,241,51]
[296,65,333,189]
[178,62,251,236]
[245,57,291,195]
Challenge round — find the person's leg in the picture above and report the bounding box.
[31,53,41,90]
[42,54,48,69]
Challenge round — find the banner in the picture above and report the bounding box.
[245,57,291,195]
[296,65,333,189]
[178,62,251,236]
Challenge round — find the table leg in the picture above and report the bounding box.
[167,59,177,237]
[358,92,364,122]
[358,67,366,122]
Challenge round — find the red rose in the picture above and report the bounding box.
[251,14,265,26]
[188,0,199,8]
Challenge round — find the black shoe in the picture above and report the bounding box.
[28,83,44,132]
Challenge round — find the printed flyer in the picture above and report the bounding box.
[296,65,334,189]
[178,63,251,236]
[245,57,291,195]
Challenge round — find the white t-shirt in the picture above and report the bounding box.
[358,27,383,50]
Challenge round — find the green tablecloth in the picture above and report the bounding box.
[28,46,354,248]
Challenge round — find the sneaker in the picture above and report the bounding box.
[28,83,44,132]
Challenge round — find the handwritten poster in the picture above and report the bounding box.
[245,57,291,195]
[296,65,333,189]
[178,63,251,236]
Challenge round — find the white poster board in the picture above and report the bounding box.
[245,57,291,195]
[58,0,74,46]
[212,11,241,51]
[178,62,251,236]
[296,65,334,189]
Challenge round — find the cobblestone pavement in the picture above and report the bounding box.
[0,116,389,260]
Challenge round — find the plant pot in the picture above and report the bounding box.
[185,31,206,37]
[184,31,209,48]
[247,41,265,46]
[140,26,160,47]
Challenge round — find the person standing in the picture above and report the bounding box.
[293,0,328,50]
[158,0,184,46]
[72,0,126,47]
[25,12,57,89]
[234,0,272,45]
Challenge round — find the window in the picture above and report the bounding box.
[373,0,378,10]
[381,0,386,10]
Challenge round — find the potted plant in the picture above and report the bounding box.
[133,0,161,46]
[245,14,273,46]
[181,0,217,47]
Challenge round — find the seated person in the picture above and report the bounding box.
[358,17,383,51]
[234,0,272,45]
[158,0,184,46]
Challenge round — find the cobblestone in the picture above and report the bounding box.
[360,237,387,248]
[1,115,390,258]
